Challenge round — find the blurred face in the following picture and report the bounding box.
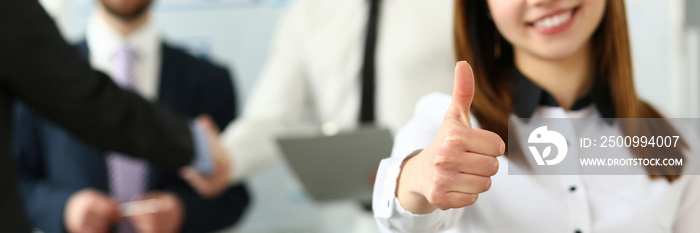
[100,0,153,21]
[487,0,606,60]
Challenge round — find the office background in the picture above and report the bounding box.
[36,0,700,232]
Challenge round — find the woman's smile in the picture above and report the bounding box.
[527,7,580,35]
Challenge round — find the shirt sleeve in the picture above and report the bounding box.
[220,0,312,183]
[373,93,465,232]
[0,0,194,171]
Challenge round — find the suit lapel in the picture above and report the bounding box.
[73,41,116,192]
[148,43,182,190]
[156,43,183,112]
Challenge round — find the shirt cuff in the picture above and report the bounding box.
[391,197,448,231]
[373,149,422,219]
[373,149,455,232]
[189,122,213,175]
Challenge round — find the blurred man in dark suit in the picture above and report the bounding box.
[11,0,249,233]
[0,0,236,232]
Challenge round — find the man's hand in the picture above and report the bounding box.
[64,189,120,233]
[396,61,505,214]
[129,192,184,233]
[181,115,231,199]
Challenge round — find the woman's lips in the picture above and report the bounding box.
[528,7,579,35]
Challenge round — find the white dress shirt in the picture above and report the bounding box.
[221,0,455,181]
[86,13,161,101]
[373,93,700,233]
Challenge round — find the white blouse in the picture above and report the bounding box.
[373,93,700,233]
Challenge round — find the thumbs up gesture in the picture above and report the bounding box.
[396,61,505,214]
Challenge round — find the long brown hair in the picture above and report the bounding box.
[454,0,686,182]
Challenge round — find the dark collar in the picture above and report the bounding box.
[509,67,615,120]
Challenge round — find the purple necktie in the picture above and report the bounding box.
[106,45,148,233]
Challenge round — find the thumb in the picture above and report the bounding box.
[446,61,475,127]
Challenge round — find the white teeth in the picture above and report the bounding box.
[533,10,572,29]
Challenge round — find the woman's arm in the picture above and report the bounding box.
[219,0,314,183]
[374,62,505,232]
[373,93,463,232]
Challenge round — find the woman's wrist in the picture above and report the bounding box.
[396,149,437,214]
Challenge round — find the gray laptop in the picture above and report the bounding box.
[277,127,393,203]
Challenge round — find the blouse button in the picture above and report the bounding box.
[569,186,577,192]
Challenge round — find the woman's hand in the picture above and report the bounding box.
[396,61,505,214]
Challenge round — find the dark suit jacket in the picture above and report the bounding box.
[1,1,203,231]
[12,41,250,233]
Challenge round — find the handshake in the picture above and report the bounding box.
[181,115,235,199]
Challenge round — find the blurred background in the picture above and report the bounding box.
[36,0,700,232]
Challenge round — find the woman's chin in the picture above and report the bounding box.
[529,44,587,61]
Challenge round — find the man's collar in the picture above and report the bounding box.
[86,12,159,64]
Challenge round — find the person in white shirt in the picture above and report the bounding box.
[371,0,700,232]
[182,0,455,189]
